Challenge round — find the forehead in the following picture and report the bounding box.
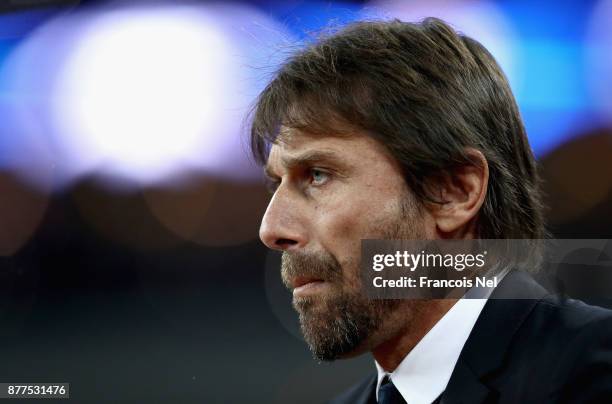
[266,127,396,172]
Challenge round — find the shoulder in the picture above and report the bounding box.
[441,285,612,401]
[528,296,612,339]
[488,271,612,343]
[531,296,612,363]
[529,297,612,401]
[500,293,612,363]
[328,373,376,404]
[457,271,612,401]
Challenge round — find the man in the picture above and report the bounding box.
[250,18,612,403]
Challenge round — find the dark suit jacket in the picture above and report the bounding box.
[329,271,612,404]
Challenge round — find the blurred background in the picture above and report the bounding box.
[0,0,611,402]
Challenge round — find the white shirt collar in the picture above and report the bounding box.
[373,266,509,403]
[374,298,488,404]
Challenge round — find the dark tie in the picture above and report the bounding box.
[378,376,407,404]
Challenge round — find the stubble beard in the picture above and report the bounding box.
[281,197,424,361]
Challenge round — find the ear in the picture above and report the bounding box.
[430,149,489,238]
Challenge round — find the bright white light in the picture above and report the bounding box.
[51,7,239,182]
[1,3,291,188]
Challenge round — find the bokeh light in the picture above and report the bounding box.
[540,130,612,224]
[1,2,292,189]
[72,180,183,251]
[144,177,270,247]
[586,0,612,125]
[51,8,236,182]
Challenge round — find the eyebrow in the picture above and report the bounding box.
[264,150,344,178]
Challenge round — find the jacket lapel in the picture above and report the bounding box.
[356,375,377,404]
[440,271,548,404]
[439,361,492,404]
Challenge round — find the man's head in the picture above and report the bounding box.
[250,18,545,360]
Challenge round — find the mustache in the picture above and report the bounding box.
[281,251,343,289]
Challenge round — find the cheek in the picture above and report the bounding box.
[316,194,404,288]
[319,197,376,240]
[329,196,403,237]
[315,162,408,240]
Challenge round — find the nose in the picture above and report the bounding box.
[259,188,308,252]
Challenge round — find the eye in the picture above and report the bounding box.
[309,168,330,186]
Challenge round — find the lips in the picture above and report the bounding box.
[281,252,339,297]
[291,276,324,289]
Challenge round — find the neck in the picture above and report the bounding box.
[372,299,458,372]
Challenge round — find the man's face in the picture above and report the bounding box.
[260,129,428,360]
